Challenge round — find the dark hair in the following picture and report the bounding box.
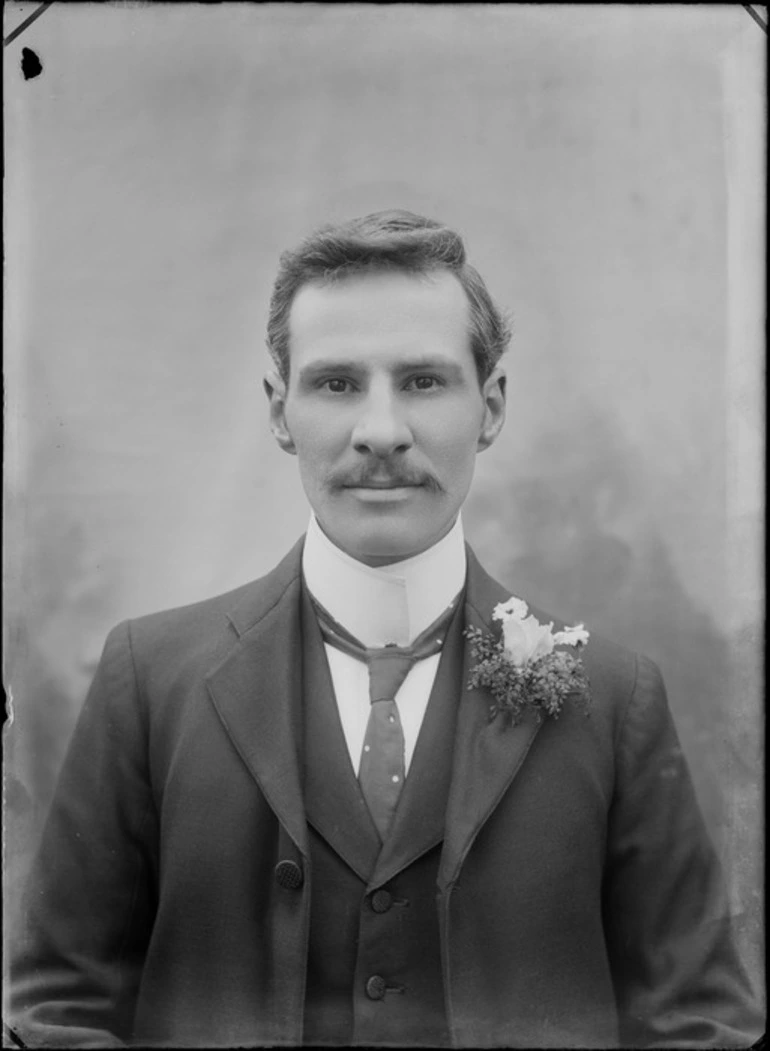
[266,209,511,385]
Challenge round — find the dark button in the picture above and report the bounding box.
[274,860,303,890]
[365,975,387,1001]
[370,889,393,913]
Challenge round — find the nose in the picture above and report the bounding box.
[351,388,413,458]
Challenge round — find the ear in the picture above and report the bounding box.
[477,366,507,452]
[263,370,296,455]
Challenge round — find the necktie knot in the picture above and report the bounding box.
[368,650,416,704]
[311,598,457,679]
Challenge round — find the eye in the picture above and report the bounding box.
[405,375,443,392]
[322,378,354,394]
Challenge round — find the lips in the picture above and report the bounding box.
[332,469,439,493]
[349,481,420,489]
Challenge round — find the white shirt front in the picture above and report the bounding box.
[302,514,467,775]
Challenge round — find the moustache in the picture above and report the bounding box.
[331,466,443,493]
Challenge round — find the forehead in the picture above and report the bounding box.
[287,269,472,365]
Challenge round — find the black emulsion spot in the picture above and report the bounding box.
[21,48,43,80]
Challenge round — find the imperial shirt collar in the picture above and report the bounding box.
[302,514,467,648]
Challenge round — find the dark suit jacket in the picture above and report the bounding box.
[8,540,761,1047]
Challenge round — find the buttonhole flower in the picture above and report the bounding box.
[466,597,591,727]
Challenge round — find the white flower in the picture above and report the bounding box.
[493,596,529,622]
[493,596,590,669]
[501,613,555,668]
[553,623,590,648]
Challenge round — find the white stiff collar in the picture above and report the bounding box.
[302,514,467,647]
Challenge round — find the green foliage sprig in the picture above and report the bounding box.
[465,626,591,728]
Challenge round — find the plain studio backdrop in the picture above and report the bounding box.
[3,2,764,999]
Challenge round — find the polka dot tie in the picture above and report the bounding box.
[311,596,458,840]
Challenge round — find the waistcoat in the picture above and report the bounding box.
[300,584,465,1046]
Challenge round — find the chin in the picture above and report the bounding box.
[338,522,446,567]
[314,495,458,566]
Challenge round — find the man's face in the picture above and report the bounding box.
[265,269,506,565]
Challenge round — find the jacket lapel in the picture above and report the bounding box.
[437,546,545,891]
[205,540,309,858]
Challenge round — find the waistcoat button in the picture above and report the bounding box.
[274,860,303,890]
[365,975,387,1000]
[371,889,393,913]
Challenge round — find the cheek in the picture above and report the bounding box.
[426,415,483,473]
[285,407,353,494]
[285,406,340,454]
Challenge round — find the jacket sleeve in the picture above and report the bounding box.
[603,653,763,1047]
[8,621,159,1048]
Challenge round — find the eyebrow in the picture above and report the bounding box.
[297,357,467,384]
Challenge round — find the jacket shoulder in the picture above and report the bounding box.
[116,537,305,673]
[533,604,659,729]
[466,547,658,726]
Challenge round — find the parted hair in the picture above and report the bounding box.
[266,210,511,385]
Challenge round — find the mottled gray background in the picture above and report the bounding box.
[4,2,764,998]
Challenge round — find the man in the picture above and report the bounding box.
[8,211,761,1047]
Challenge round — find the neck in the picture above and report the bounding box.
[302,513,466,646]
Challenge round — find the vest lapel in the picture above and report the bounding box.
[302,584,383,882]
[437,546,545,892]
[205,541,309,858]
[369,596,465,890]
